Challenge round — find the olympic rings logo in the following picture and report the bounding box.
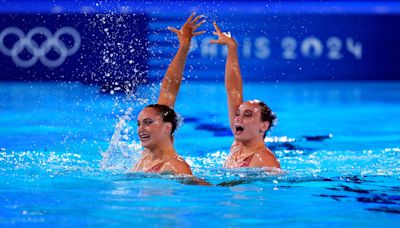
[0,26,81,68]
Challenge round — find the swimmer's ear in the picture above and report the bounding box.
[164,122,173,134]
[260,121,270,133]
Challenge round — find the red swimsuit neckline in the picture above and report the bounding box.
[238,153,255,167]
[148,162,164,172]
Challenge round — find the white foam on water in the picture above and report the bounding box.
[0,149,97,179]
[182,147,400,184]
[100,81,160,172]
[100,107,141,172]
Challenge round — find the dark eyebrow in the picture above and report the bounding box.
[138,118,153,122]
[243,110,253,114]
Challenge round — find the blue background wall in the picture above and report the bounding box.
[1,0,400,85]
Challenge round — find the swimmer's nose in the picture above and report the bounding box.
[234,115,242,124]
[137,123,144,133]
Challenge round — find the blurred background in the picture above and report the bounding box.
[1,0,400,89]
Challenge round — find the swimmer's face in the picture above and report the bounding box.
[137,107,172,149]
[233,101,269,142]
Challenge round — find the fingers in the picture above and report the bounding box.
[176,16,225,40]
[167,26,179,35]
[213,21,222,33]
[193,30,206,37]
[209,39,221,44]
[192,14,204,24]
[184,12,196,25]
[193,19,206,31]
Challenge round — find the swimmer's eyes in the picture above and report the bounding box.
[235,111,252,117]
[143,119,154,125]
[137,119,154,126]
[243,111,253,117]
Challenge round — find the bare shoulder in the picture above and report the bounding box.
[162,157,193,175]
[129,159,143,172]
[129,153,147,172]
[251,148,280,169]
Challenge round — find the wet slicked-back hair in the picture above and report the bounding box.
[146,104,178,137]
[255,100,277,138]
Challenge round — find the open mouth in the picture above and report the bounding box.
[139,134,150,141]
[235,126,244,134]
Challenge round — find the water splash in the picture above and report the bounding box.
[182,146,400,185]
[100,107,140,171]
[100,81,160,172]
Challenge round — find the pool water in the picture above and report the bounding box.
[1,81,399,226]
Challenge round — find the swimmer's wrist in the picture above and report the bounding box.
[179,43,191,51]
[227,42,237,49]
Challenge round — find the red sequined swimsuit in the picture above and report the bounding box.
[238,154,255,167]
[148,162,164,173]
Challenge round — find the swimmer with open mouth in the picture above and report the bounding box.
[210,21,281,170]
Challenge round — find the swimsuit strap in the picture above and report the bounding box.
[239,153,255,168]
[149,162,164,172]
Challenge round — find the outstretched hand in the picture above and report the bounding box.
[210,21,237,48]
[167,13,206,48]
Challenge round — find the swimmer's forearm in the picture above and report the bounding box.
[158,44,190,106]
[159,13,204,106]
[170,44,190,71]
[164,44,190,85]
[225,44,243,128]
[225,44,243,91]
[225,44,243,103]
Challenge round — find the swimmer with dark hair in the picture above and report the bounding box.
[130,13,206,175]
[210,22,280,170]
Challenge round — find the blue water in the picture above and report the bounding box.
[1,81,400,226]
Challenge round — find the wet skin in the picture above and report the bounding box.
[225,101,280,169]
[133,107,192,175]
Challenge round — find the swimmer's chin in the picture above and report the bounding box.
[233,135,248,142]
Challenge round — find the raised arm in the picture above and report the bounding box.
[157,13,206,107]
[210,22,243,130]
